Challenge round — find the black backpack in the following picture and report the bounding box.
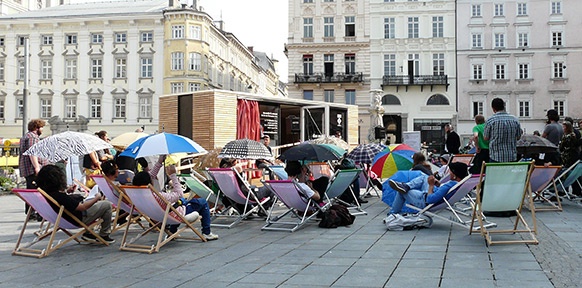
[319,204,355,228]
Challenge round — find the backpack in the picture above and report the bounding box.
[319,204,355,228]
[383,214,433,231]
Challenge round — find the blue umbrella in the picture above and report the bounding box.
[381,170,424,214]
[119,132,206,158]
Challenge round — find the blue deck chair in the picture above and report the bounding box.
[553,160,582,199]
[528,165,562,212]
[324,168,366,215]
[469,161,538,245]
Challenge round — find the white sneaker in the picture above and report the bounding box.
[383,214,397,224]
[203,232,219,241]
[184,211,200,223]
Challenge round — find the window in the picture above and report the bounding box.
[91,58,102,78]
[65,98,76,118]
[65,34,77,45]
[0,37,4,46]
[40,59,52,80]
[473,101,484,117]
[472,64,483,80]
[172,25,184,39]
[432,53,444,76]
[17,98,23,118]
[91,33,103,44]
[115,32,127,43]
[324,17,334,37]
[18,36,27,46]
[518,101,530,117]
[139,97,152,118]
[171,52,184,70]
[518,32,529,47]
[303,55,313,75]
[345,54,355,74]
[90,98,101,118]
[190,25,201,40]
[323,0,333,2]
[345,90,356,105]
[553,62,564,78]
[40,98,51,118]
[427,94,449,105]
[384,54,396,76]
[384,0,394,2]
[551,1,561,14]
[141,31,153,42]
[303,90,313,100]
[494,33,505,48]
[189,82,200,92]
[432,16,443,38]
[472,33,482,48]
[384,17,395,39]
[303,18,313,38]
[382,95,401,105]
[552,32,562,46]
[494,4,504,16]
[408,54,420,75]
[141,57,153,78]
[0,99,4,119]
[518,63,529,79]
[304,0,313,2]
[171,82,183,94]
[115,58,127,78]
[324,54,334,78]
[324,90,334,102]
[42,35,53,45]
[17,59,25,80]
[189,52,201,71]
[345,16,355,37]
[495,64,506,79]
[114,98,126,118]
[65,58,77,79]
[553,100,565,116]
[408,17,419,38]
[517,3,527,15]
[472,4,482,17]
[0,61,4,81]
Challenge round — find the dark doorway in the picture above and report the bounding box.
[383,114,402,144]
[178,95,193,139]
[407,61,414,84]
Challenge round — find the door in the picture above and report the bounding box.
[301,105,329,141]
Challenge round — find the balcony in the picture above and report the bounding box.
[382,74,449,92]
[294,72,364,84]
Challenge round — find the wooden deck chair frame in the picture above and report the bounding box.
[119,184,206,254]
[469,161,538,246]
[261,180,331,232]
[405,174,496,231]
[206,168,271,228]
[528,166,562,212]
[550,160,582,200]
[265,165,288,180]
[323,168,367,216]
[12,188,109,258]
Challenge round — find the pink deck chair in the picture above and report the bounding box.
[528,165,562,212]
[119,185,205,254]
[12,188,109,258]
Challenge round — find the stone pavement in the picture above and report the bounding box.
[0,193,580,288]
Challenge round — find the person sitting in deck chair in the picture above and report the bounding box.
[285,161,322,203]
[133,157,218,241]
[387,162,468,217]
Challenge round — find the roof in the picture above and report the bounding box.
[0,0,168,20]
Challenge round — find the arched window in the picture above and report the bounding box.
[426,94,449,105]
[381,94,401,105]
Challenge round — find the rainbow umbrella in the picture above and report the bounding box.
[370,144,416,178]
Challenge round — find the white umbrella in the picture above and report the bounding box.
[23,131,113,163]
[110,132,149,151]
[118,132,207,158]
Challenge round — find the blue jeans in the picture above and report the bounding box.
[168,198,212,235]
[406,174,429,191]
[389,189,427,214]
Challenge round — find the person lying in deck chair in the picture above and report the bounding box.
[285,161,322,203]
[133,158,218,241]
[387,162,468,218]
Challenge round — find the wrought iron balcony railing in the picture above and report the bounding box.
[294,72,364,84]
[382,74,449,91]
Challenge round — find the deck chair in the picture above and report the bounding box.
[178,173,218,205]
[308,162,333,180]
[206,168,271,228]
[356,165,381,198]
[405,174,496,230]
[261,180,330,232]
[119,184,206,254]
[551,160,582,199]
[528,166,562,212]
[323,168,367,215]
[265,165,288,180]
[469,161,538,246]
[12,188,109,258]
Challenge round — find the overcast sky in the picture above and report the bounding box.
[198,0,289,82]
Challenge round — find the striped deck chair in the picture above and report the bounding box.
[119,184,206,254]
[469,161,538,245]
[405,174,496,230]
[261,180,330,232]
[265,165,288,180]
[528,166,562,212]
[324,168,367,216]
[206,168,271,228]
[12,188,109,258]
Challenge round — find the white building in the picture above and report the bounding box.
[457,0,582,136]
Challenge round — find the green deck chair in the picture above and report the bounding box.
[324,168,367,216]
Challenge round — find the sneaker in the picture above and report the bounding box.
[81,232,97,241]
[203,232,219,241]
[100,235,115,244]
[389,180,409,194]
[184,211,200,223]
[383,214,397,224]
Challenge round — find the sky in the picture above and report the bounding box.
[198,0,289,82]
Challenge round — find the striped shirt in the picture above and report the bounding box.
[484,111,523,162]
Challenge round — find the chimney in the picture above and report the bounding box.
[248,46,253,53]
[169,0,174,7]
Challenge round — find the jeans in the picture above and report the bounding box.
[389,189,427,214]
[185,198,212,235]
[406,174,429,191]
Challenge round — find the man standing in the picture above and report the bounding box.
[484,98,523,162]
[542,109,563,165]
[19,119,48,219]
[470,115,489,174]
[444,124,461,154]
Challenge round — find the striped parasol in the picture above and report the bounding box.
[346,143,386,164]
[218,138,273,160]
[371,144,416,178]
[23,131,113,163]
